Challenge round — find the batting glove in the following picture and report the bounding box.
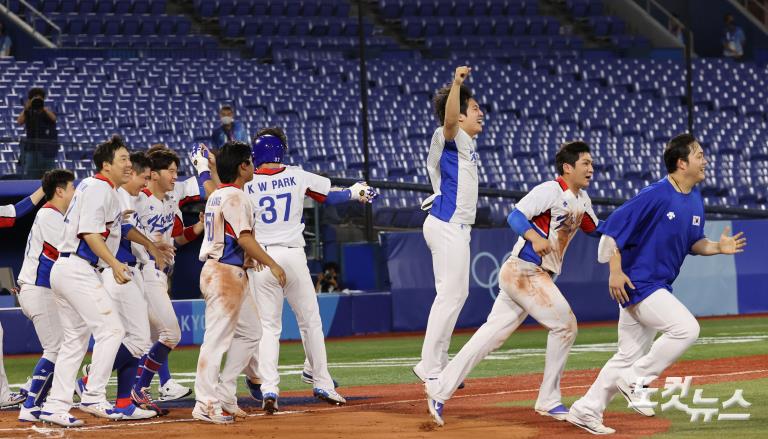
[189,142,210,175]
[348,181,378,203]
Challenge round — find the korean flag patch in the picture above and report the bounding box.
[692,216,701,226]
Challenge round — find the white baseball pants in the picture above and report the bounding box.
[426,257,577,411]
[570,288,700,422]
[415,214,472,379]
[217,290,262,405]
[42,256,125,414]
[18,284,63,363]
[102,265,151,357]
[142,264,181,349]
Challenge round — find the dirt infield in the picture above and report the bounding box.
[1,354,765,438]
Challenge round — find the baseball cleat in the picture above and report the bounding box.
[262,392,278,414]
[221,400,247,419]
[192,402,233,424]
[158,379,192,401]
[426,395,445,427]
[40,411,85,427]
[79,401,123,420]
[313,388,346,405]
[535,403,569,421]
[131,387,168,416]
[18,405,42,422]
[301,371,339,388]
[245,377,263,401]
[565,412,615,435]
[0,391,27,408]
[114,403,157,420]
[616,378,655,417]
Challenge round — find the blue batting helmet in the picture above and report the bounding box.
[252,134,286,167]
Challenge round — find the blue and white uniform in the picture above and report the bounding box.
[571,177,705,424]
[42,174,125,415]
[416,126,479,380]
[426,177,598,414]
[195,184,254,410]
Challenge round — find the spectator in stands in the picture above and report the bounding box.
[668,14,685,45]
[722,14,746,59]
[210,105,248,149]
[16,88,58,179]
[315,262,341,293]
[0,22,12,58]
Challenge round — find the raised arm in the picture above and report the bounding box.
[443,66,471,141]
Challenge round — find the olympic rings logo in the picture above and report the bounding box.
[471,251,513,300]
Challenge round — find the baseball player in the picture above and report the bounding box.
[39,136,171,427]
[566,134,746,435]
[194,141,286,424]
[243,127,376,414]
[426,141,600,426]
[131,148,205,408]
[16,170,75,421]
[0,186,45,409]
[414,66,484,383]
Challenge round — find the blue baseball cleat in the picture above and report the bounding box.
[244,377,262,401]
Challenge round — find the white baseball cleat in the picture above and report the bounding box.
[313,388,346,405]
[616,377,655,417]
[535,403,569,421]
[0,391,27,408]
[192,402,234,424]
[18,405,42,422]
[79,400,123,420]
[114,403,158,420]
[565,412,615,435]
[40,411,85,427]
[158,379,192,401]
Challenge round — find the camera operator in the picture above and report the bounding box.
[16,87,58,179]
[315,262,341,293]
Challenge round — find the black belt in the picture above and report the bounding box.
[59,252,98,268]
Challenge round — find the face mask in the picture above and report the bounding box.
[220,116,234,125]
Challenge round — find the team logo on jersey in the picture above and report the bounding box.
[470,151,480,163]
[666,211,676,220]
[692,216,701,226]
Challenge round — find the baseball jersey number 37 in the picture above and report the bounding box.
[259,193,292,224]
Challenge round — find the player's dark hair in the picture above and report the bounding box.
[432,84,473,125]
[220,105,234,113]
[130,151,151,174]
[664,133,697,174]
[555,141,591,175]
[93,135,127,170]
[41,169,75,201]
[146,143,168,155]
[148,148,180,172]
[217,141,252,184]
[254,126,288,148]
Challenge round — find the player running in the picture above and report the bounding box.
[425,141,600,426]
[414,65,484,383]
[241,128,376,414]
[566,134,747,435]
[194,141,286,424]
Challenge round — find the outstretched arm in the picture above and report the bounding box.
[690,226,746,256]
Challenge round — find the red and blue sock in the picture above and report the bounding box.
[133,342,171,393]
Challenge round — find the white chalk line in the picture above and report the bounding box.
[2,367,766,435]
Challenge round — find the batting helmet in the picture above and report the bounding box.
[252,134,286,167]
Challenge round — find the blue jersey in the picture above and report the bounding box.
[598,178,705,306]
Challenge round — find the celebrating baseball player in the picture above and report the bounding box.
[426,141,600,426]
[39,136,172,427]
[414,65,484,384]
[16,170,75,421]
[241,127,376,414]
[566,134,747,435]
[194,141,286,424]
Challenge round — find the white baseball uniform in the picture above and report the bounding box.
[244,166,336,395]
[415,126,479,380]
[0,203,18,228]
[100,188,152,358]
[134,188,185,349]
[426,178,599,412]
[42,174,126,415]
[195,184,254,407]
[17,204,65,364]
